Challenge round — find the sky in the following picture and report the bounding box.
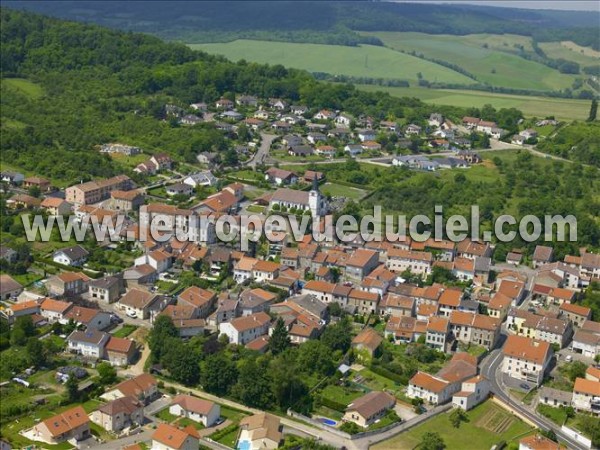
[396,1,600,11]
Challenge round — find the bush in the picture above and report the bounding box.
[339,421,361,434]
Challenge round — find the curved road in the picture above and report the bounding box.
[480,346,588,450]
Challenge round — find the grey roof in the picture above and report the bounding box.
[289,145,313,155]
[539,386,572,404]
[67,330,108,346]
[54,245,89,261]
[289,294,327,318]
[270,188,310,206]
[90,276,119,290]
[474,256,492,272]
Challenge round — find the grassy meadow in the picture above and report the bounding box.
[357,84,592,121]
[372,400,534,450]
[539,41,600,68]
[190,40,475,85]
[363,32,580,91]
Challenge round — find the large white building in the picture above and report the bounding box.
[219,312,271,345]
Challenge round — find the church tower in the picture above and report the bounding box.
[308,176,321,219]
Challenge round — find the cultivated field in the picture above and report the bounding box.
[357,84,592,121]
[363,32,579,91]
[372,400,534,450]
[538,41,599,68]
[190,40,475,85]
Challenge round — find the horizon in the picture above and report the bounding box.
[392,0,599,12]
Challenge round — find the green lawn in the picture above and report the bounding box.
[190,40,475,85]
[219,405,248,423]
[321,182,367,200]
[357,84,592,121]
[112,324,138,338]
[211,425,240,449]
[536,404,567,426]
[6,271,43,287]
[363,32,578,92]
[0,399,102,450]
[319,384,365,406]
[373,401,534,450]
[228,169,265,183]
[2,78,45,99]
[246,205,266,213]
[155,408,179,423]
[108,152,150,170]
[176,417,205,430]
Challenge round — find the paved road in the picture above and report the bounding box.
[246,133,277,168]
[87,428,153,450]
[480,347,588,450]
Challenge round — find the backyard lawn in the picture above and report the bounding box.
[211,425,239,448]
[0,399,103,450]
[112,324,138,338]
[219,405,249,423]
[319,383,366,406]
[372,400,534,450]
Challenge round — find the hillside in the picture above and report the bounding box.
[192,40,476,86]
[363,32,580,92]
[0,7,471,184]
[5,1,599,48]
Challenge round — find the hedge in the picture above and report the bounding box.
[37,257,103,279]
[369,363,405,384]
[209,424,239,441]
[318,395,347,412]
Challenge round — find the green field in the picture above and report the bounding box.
[191,40,475,85]
[321,182,366,200]
[363,32,578,91]
[357,84,592,121]
[372,401,534,450]
[538,41,599,68]
[2,78,45,99]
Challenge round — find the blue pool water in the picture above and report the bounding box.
[317,417,337,426]
[237,440,251,450]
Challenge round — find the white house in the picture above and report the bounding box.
[183,172,217,188]
[219,312,271,345]
[67,330,109,359]
[501,335,552,386]
[53,245,89,267]
[135,249,172,274]
[452,375,490,411]
[169,395,220,427]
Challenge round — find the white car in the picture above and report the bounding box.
[126,310,137,318]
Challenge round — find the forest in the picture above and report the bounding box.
[5,1,599,50]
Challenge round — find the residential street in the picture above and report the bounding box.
[480,346,589,450]
[245,133,277,168]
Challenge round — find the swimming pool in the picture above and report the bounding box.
[317,417,337,426]
[237,440,251,450]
